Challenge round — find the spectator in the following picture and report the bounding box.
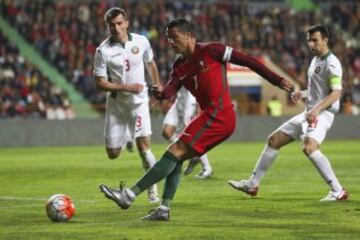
[267,95,282,116]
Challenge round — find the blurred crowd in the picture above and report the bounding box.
[0,31,75,119]
[1,0,359,117]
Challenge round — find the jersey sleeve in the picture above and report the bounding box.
[204,42,231,62]
[162,68,182,100]
[93,48,107,77]
[142,37,154,63]
[230,49,284,86]
[205,42,284,86]
[326,58,343,90]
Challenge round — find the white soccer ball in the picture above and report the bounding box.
[46,194,75,222]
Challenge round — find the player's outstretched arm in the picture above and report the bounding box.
[95,76,144,93]
[149,84,164,99]
[291,90,308,104]
[145,60,161,87]
[306,89,341,123]
[206,42,292,91]
[230,50,293,91]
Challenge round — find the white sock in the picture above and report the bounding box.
[125,188,136,200]
[140,149,156,170]
[247,145,279,188]
[308,150,342,192]
[169,134,177,143]
[159,205,170,211]
[199,154,211,171]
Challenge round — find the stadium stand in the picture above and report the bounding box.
[1,0,359,116]
[0,31,75,119]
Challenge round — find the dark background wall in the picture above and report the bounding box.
[0,115,359,147]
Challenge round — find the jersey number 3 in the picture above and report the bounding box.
[125,59,130,71]
[136,116,142,128]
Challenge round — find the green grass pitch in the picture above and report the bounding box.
[1,140,359,240]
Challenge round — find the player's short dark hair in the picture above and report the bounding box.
[166,18,196,37]
[104,7,127,24]
[307,24,330,40]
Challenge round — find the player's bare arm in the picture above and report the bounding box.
[306,89,341,123]
[95,76,144,94]
[145,60,161,86]
[149,84,164,99]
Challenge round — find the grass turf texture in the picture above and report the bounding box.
[0,140,359,240]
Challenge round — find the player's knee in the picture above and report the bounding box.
[302,144,317,156]
[136,137,150,151]
[267,134,280,149]
[106,148,122,159]
[168,140,196,161]
[162,130,170,140]
[162,128,172,140]
[302,138,319,156]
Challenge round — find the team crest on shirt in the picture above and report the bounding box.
[131,46,140,54]
[315,66,321,73]
[199,60,209,72]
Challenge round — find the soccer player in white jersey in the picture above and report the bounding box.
[228,25,349,201]
[93,7,161,203]
[162,87,213,179]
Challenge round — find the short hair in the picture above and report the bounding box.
[104,7,127,24]
[307,24,330,40]
[166,18,196,37]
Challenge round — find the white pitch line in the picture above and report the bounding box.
[0,196,99,203]
[0,196,46,201]
[0,204,42,209]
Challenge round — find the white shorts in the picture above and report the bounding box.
[275,110,334,144]
[163,99,197,131]
[104,98,152,148]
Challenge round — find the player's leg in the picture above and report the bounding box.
[134,102,159,203]
[228,131,293,195]
[106,147,122,159]
[142,141,191,221]
[183,157,199,175]
[100,107,235,219]
[137,135,159,203]
[99,136,192,212]
[195,154,213,179]
[302,112,348,201]
[228,113,304,195]
[142,106,235,220]
[303,137,348,201]
[162,102,178,142]
[125,128,135,152]
[247,131,293,186]
[104,101,127,160]
[182,99,202,176]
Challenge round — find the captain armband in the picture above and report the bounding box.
[328,76,342,90]
[223,46,233,62]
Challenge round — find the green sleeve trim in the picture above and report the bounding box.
[328,76,341,87]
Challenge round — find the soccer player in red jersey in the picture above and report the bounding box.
[100,18,293,220]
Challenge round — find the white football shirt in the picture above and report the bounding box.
[306,52,342,113]
[176,87,196,115]
[93,33,154,104]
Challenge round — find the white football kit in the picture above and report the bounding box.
[93,33,154,148]
[163,87,197,131]
[277,52,343,144]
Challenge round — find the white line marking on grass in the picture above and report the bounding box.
[0,196,100,203]
[0,204,42,209]
[0,196,46,201]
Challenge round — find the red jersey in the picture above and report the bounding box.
[160,42,285,154]
[162,42,284,111]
